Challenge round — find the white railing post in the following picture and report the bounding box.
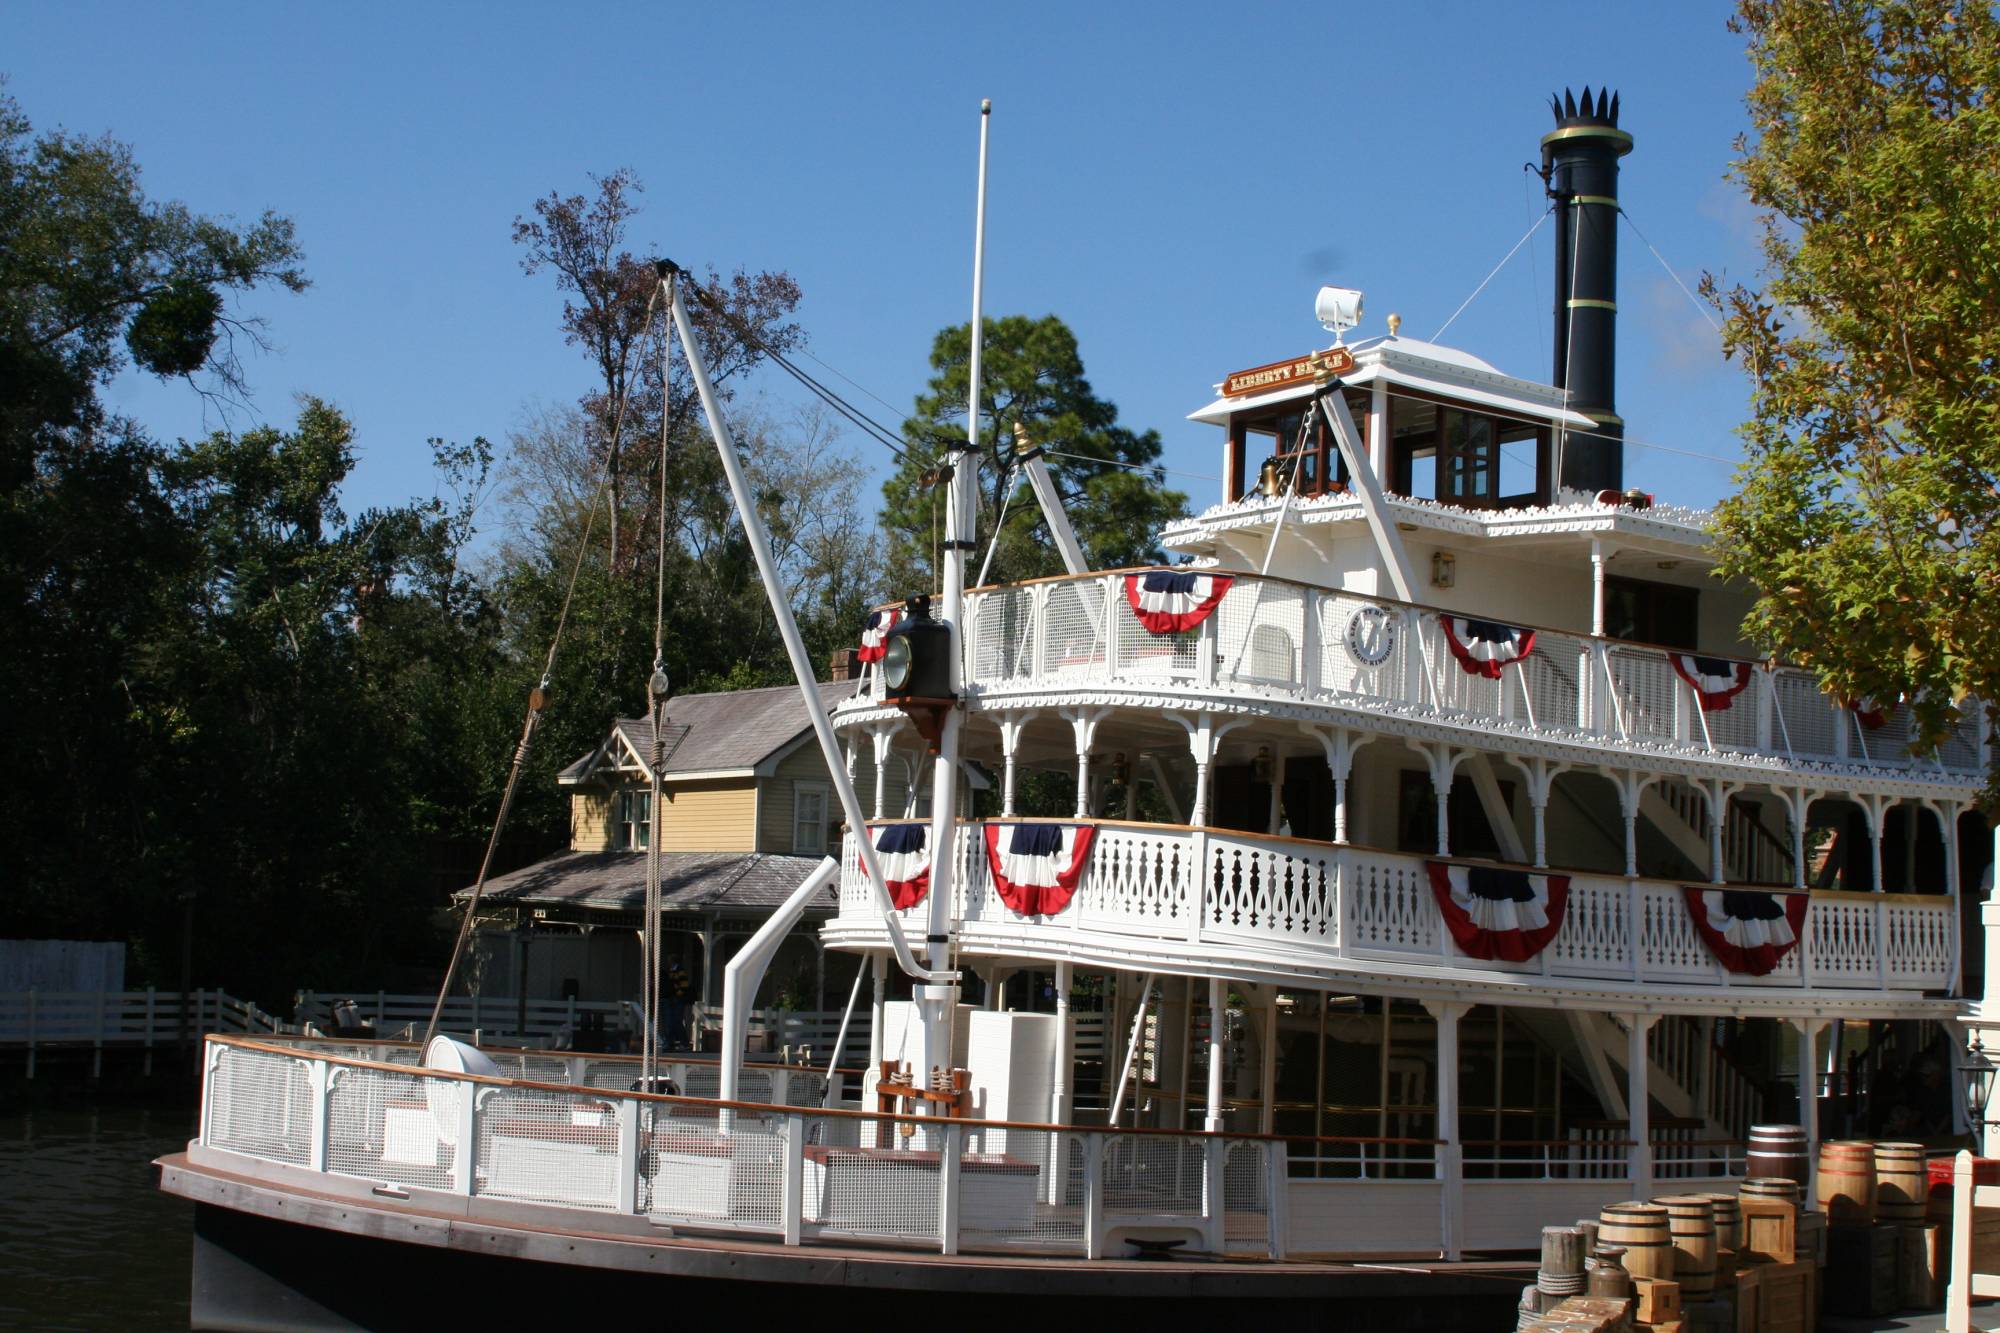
[617,1095,641,1214]
[1265,1139,1289,1259]
[1877,899,1889,990]
[1188,827,1209,945]
[1440,1141,1463,1261]
[1197,607,1217,688]
[938,1119,964,1255]
[1950,1149,1976,1333]
[1083,1133,1106,1259]
[308,1060,331,1171]
[782,1114,805,1245]
[1755,670,1774,752]
[451,1078,477,1195]
[1301,593,1321,696]
[1201,1135,1227,1254]
[199,1039,225,1147]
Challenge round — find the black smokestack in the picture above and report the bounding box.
[1543,87,1633,494]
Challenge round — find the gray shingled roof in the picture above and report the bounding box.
[458,851,837,916]
[603,679,859,777]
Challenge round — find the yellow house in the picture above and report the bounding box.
[458,677,916,1043]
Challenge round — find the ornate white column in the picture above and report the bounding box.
[996,712,1033,818]
[1205,976,1228,1133]
[1860,793,1890,891]
[1424,1000,1469,1262]
[1177,714,1247,828]
[869,722,900,822]
[1063,708,1107,820]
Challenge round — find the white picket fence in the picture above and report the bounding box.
[0,988,287,1076]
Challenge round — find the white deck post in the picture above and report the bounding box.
[1424,1000,1467,1261]
[781,1113,804,1244]
[1191,718,1213,826]
[1949,1149,1974,1333]
[1259,987,1279,1135]
[1205,977,1228,1132]
[1065,709,1104,819]
[617,1095,641,1214]
[1794,1018,1824,1200]
[1201,1135,1228,1255]
[938,1119,964,1255]
[1083,1132,1106,1259]
[1049,959,1073,1204]
[1627,1014,1657,1197]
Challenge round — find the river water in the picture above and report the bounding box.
[0,1103,193,1330]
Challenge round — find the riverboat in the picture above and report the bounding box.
[159,90,1989,1329]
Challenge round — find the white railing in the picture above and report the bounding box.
[0,988,287,1076]
[932,571,1986,777]
[839,820,1955,996]
[197,1035,1286,1260]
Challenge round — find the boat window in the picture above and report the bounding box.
[1604,575,1699,650]
[1228,389,1363,500]
[1440,410,1498,506]
[1391,396,1437,497]
[1498,418,1541,504]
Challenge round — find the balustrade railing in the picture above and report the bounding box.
[920,571,1989,776]
[839,820,1954,995]
[197,1035,1288,1260]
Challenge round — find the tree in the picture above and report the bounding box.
[1706,0,2000,783]
[512,170,803,574]
[880,315,1186,592]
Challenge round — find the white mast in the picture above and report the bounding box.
[912,99,991,1102]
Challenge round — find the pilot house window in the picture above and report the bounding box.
[1391,395,1547,509]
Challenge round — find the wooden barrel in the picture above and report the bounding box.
[1599,1202,1675,1282]
[1818,1139,1878,1227]
[1656,1195,1718,1296]
[1747,1124,1811,1187]
[1740,1175,1803,1205]
[1875,1141,1928,1224]
[1704,1192,1742,1251]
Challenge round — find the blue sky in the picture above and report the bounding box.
[5,1,1763,534]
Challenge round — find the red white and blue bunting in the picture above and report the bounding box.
[1681,887,1808,976]
[1847,696,1897,730]
[857,607,902,663]
[1440,617,1537,679]
[1124,570,1233,635]
[1669,653,1755,712]
[871,823,930,909]
[983,822,1097,917]
[1425,862,1570,962]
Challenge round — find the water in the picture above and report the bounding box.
[0,1104,193,1330]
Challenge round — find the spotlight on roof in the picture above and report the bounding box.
[1315,286,1365,344]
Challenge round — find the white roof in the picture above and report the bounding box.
[1186,334,1597,429]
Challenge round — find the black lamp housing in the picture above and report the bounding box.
[880,593,954,703]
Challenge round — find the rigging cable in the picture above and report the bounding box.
[642,272,676,1087]
[1431,207,1552,342]
[1618,209,1725,334]
[421,280,664,1055]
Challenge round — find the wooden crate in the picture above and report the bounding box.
[1680,1296,1734,1333]
[1634,1275,1682,1325]
[1735,1258,1814,1333]
[1739,1199,1795,1263]
[1824,1224,1897,1317]
[1900,1222,1945,1309]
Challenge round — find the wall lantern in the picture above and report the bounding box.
[1108,752,1131,786]
[1430,550,1457,589]
[1963,1034,1998,1129]
[1252,746,1277,785]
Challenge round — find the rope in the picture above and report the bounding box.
[422,280,663,1055]
[643,274,675,1085]
[1431,208,1551,342]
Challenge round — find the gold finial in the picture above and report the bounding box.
[1386,313,1402,337]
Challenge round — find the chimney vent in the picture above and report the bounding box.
[1543,87,1634,494]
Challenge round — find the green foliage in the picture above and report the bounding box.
[880,315,1187,592]
[1707,0,2000,787]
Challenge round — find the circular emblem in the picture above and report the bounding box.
[1344,605,1398,666]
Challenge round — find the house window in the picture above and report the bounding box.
[793,782,829,855]
[617,789,652,850]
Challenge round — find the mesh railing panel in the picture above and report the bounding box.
[971,586,1038,683]
[1316,595,1409,703]
[1223,1140,1270,1251]
[1216,582,1306,689]
[1607,648,1678,743]
[206,1046,312,1165]
[1102,1135,1203,1216]
[473,1085,623,1210]
[325,1063,457,1188]
[640,1107,784,1229]
[1773,671,1839,758]
[1042,581,1108,680]
[806,1144,942,1241]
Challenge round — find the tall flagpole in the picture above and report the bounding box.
[914,99,990,1105]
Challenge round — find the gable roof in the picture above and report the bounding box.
[456,850,835,916]
[560,679,860,785]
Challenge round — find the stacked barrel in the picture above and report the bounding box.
[1815,1138,1945,1317]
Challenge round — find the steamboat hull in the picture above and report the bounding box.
[165,1154,1521,1332]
